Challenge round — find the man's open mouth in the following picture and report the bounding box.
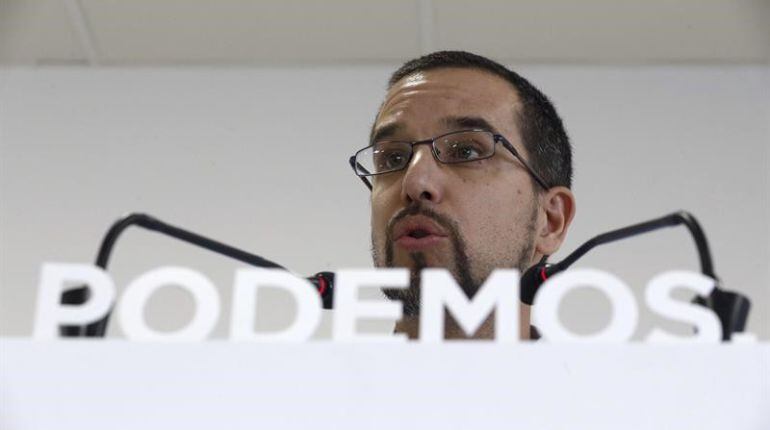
[392,216,448,251]
[407,228,430,239]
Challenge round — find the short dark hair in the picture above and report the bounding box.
[387,50,573,189]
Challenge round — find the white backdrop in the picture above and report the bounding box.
[0,64,768,339]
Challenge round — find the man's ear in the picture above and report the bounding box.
[535,186,576,256]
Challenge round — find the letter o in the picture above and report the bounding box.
[533,268,638,342]
[118,267,220,341]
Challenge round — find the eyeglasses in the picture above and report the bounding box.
[349,129,550,190]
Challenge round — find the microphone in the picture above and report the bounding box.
[519,258,557,306]
[67,211,750,341]
[308,271,335,310]
[61,213,335,337]
[519,211,751,340]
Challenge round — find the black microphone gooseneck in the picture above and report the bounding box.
[63,211,751,340]
[519,210,751,340]
[60,213,334,337]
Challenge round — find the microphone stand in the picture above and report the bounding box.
[60,213,333,337]
[520,211,751,340]
[63,210,751,341]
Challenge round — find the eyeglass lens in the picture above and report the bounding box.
[356,131,496,175]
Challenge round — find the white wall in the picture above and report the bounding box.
[0,64,767,339]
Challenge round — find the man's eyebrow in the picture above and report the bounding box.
[370,122,404,143]
[443,116,500,134]
[370,116,500,144]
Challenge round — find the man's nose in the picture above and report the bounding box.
[400,144,445,204]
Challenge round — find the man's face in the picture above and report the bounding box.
[370,67,541,312]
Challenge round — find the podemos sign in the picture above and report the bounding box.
[32,263,754,343]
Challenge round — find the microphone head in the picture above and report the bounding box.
[308,272,335,309]
[520,263,552,305]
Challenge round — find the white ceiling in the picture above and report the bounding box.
[1,0,768,66]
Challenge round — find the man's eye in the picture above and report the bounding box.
[448,142,483,161]
[375,149,408,171]
[386,152,405,168]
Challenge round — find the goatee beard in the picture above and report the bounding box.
[379,202,516,316]
[375,198,539,316]
[382,252,426,317]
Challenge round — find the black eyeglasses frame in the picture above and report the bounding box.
[348,129,550,191]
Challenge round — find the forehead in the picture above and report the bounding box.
[373,67,521,141]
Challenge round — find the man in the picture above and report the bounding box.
[350,51,576,340]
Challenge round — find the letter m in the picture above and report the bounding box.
[419,269,519,342]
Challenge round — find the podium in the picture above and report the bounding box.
[1,339,767,429]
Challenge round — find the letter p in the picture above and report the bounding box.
[33,263,116,339]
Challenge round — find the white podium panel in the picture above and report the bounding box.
[1,339,768,430]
